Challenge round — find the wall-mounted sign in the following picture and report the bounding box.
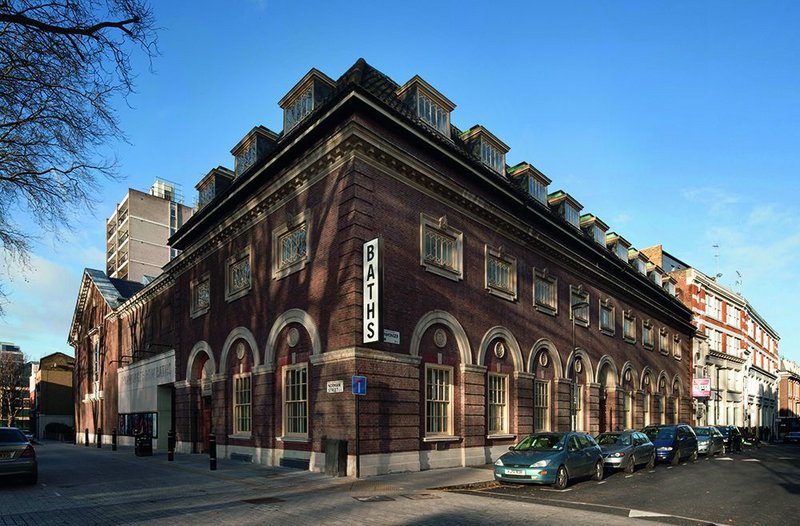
[383,329,400,345]
[327,380,344,393]
[363,238,382,343]
[692,378,711,398]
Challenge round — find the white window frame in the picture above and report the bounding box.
[570,286,590,327]
[623,311,636,344]
[487,373,509,436]
[225,248,253,302]
[534,379,550,432]
[233,373,252,436]
[599,300,615,336]
[283,364,308,439]
[190,272,211,318]
[272,211,311,280]
[420,213,463,281]
[673,336,682,360]
[480,139,505,173]
[533,268,558,315]
[706,294,722,320]
[425,365,453,437]
[485,245,517,301]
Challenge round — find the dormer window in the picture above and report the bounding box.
[279,68,335,133]
[629,251,647,275]
[508,163,551,205]
[231,126,279,178]
[580,214,608,246]
[548,191,583,229]
[460,125,510,175]
[648,264,663,286]
[397,75,455,137]
[285,87,313,131]
[663,276,677,296]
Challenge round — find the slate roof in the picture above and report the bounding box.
[84,268,144,309]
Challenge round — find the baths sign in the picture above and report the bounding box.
[362,238,382,343]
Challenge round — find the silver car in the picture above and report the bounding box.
[595,431,656,473]
[694,426,725,455]
[0,427,38,485]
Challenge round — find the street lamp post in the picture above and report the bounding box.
[570,300,590,431]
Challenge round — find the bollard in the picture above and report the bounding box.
[168,429,175,461]
[112,428,117,451]
[97,427,102,448]
[85,428,89,447]
[209,433,217,471]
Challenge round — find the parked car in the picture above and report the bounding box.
[643,424,698,465]
[595,431,656,473]
[494,431,604,489]
[718,425,743,452]
[693,426,726,455]
[783,431,800,444]
[0,427,38,485]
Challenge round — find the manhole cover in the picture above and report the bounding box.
[241,496,285,505]
[353,495,395,502]
[401,493,440,500]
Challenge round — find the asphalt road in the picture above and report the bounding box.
[458,443,800,526]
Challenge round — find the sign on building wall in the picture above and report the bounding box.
[363,238,382,343]
[692,377,711,398]
[118,351,176,413]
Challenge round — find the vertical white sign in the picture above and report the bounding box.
[363,238,381,343]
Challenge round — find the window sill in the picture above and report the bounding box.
[487,434,516,440]
[534,304,557,316]
[487,287,517,302]
[600,328,615,337]
[422,261,463,282]
[422,435,461,443]
[623,336,636,345]
[228,434,252,440]
[190,307,210,319]
[225,287,251,303]
[277,436,310,443]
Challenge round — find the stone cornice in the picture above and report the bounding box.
[309,347,422,367]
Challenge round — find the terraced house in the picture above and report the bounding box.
[69,59,694,477]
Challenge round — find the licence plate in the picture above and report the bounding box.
[505,469,524,475]
[0,451,13,460]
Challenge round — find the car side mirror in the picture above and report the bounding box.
[508,446,515,451]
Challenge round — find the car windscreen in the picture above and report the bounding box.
[514,433,565,451]
[644,427,675,441]
[0,428,25,442]
[596,433,629,446]
[694,428,710,436]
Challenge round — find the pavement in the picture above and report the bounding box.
[3,440,687,525]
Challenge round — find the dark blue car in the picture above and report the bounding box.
[643,424,698,465]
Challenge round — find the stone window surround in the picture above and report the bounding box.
[420,213,463,282]
[190,272,211,319]
[282,363,309,439]
[487,372,509,436]
[599,298,615,336]
[272,210,312,280]
[533,267,558,315]
[424,363,455,439]
[485,244,517,302]
[225,247,253,303]
[570,285,590,327]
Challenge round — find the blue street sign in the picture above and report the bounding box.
[352,375,367,396]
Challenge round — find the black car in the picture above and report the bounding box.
[643,424,698,465]
[783,431,800,444]
[718,425,743,452]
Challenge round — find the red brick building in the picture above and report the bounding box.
[69,59,694,476]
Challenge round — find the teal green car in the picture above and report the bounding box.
[494,432,604,489]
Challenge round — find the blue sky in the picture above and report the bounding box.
[2,0,799,362]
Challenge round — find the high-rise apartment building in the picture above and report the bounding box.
[106,179,194,284]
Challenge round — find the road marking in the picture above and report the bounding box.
[778,457,795,460]
[540,488,573,492]
[629,509,671,518]
[624,475,634,478]
[715,457,734,461]
[597,480,607,484]
[54,492,61,497]
[741,459,760,462]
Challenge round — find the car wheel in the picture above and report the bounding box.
[593,460,604,481]
[671,450,681,465]
[553,465,569,490]
[690,449,698,462]
[624,454,636,474]
[26,471,38,485]
[646,453,656,469]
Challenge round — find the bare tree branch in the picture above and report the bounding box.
[0,0,159,313]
